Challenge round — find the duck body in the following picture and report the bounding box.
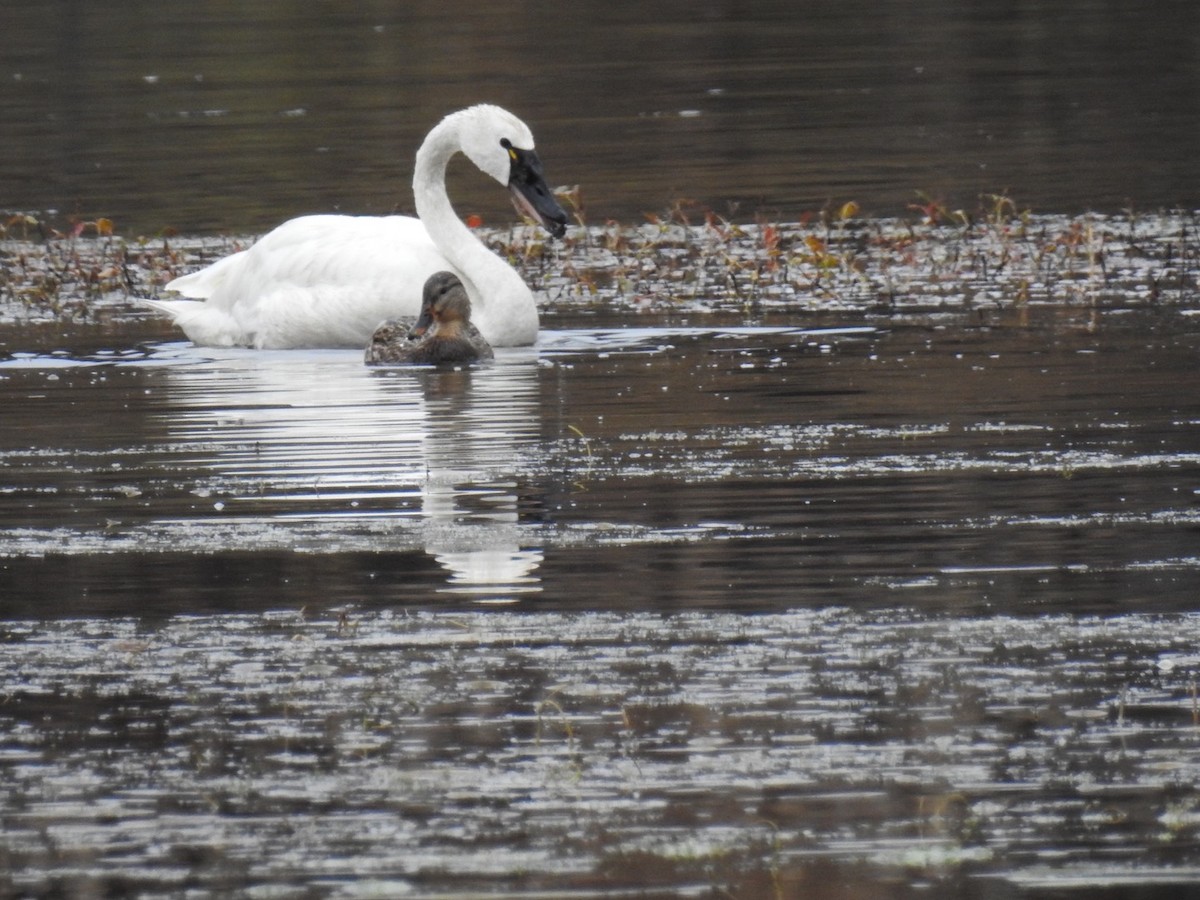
[366,326,493,366]
[148,105,567,349]
[365,271,494,366]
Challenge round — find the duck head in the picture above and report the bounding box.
[409,271,470,339]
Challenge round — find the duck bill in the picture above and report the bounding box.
[407,305,435,339]
[507,146,568,238]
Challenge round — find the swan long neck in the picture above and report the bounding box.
[409,111,539,346]
[412,117,526,318]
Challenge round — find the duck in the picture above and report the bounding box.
[365,271,493,366]
[146,105,568,349]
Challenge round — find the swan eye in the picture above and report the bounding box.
[499,137,517,161]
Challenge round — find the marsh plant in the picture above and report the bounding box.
[1,197,1197,324]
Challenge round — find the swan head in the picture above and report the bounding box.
[455,105,568,238]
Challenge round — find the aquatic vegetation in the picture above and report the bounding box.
[1,200,1197,325]
[0,212,239,323]
[509,194,1200,315]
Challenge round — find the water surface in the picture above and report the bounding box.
[3,280,1200,896]
[3,308,1198,617]
[4,608,1200,898]
[2,1,1198,233]
[3,212,1200,894]
[3,4,1200,892]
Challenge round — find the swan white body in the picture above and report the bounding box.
[147,105,565,348]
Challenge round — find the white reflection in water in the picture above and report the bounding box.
[155,344,543,599]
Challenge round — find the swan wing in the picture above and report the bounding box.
[156,215,458,348]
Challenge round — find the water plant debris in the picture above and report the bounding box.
[1,200,1197,325]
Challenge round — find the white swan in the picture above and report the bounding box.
[147,105,568,348]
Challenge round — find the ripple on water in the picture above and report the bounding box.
[1,314,1199,619]
[2,610,1200,895]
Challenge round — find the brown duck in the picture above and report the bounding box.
[365,272,494,366]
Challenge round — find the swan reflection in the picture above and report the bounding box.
[156,345,543,600]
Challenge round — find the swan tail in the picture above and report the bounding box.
[143,297,200,322]
[165,250,247,298]
[143,297,245,347]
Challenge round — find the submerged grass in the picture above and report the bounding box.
[1,197,1198,325]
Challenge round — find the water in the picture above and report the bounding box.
[3,307,1198,616]
[3,299,1200,895]
[4,2,1200,896]
[2,1,1199,234]
[4,609,1200,899]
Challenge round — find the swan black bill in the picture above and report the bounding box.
[507,146,568,238]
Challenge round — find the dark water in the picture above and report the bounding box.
[2,1,1199,234]
[4,3,1200,896]
[3,305,1200,895]
[3,308,1199,617]
[4,608,1200,899]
